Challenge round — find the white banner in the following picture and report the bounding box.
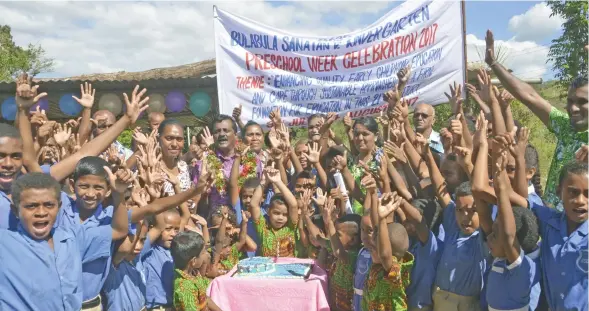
[213,0,465,127]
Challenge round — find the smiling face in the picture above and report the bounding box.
[454,195,479,235]
[213,119,237,153]
[74,175,110,212]
[160,124,185,160]
[243,124,263,152]
[268,201,289,229]
[93,111,116,136]
[0,137,23,191]
[567,84,589,132]
[353,123,376,154]
[295,143,310,170]
[307,116,322,142]
[16,188,60,240]
[560,172,589,225]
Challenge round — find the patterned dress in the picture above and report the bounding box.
[218,244,241,274]
[173,269,210,311]
[544,107,588,209]
[254,216,298,257]
[329,248,360,311]
[163,160,192,197]
[349,148,384,214]
[362,252,414,311]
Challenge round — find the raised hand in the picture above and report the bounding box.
[236,142,251,157]
[15,73,47,110]
[378,192,401,220]
[360,174,377,192]
[123,85,149,124]
[439,128,454,154]
[30,106,48,125]
[53,123,72,147]
[343,112,353,131]
[384,141,407,164]
[241,210,250,223]
[376,110,390,127]
[413,133,429,157]
[477,68,496,105]
[200,127,214,148]
[277,123,290,146]
[331,150,348,171]
[131,188,150,207]
[576,145,589,163]
[397,65,411,85]
[105,164,136,193]
[312,188,326,208]
[269,108,282,127]
[444,81,463,114]
[320,112,338,134]
[498,89,515,110]
[392,98,409,122]
[264,165,282,184]
[268,129,282,149]
[303,142,321,164]
[132,128,149,146]
[38,121,57,139]
[163,169,180,187]
[473,111,489,149]
[450,114,463,142]
[512,127,529,156]
[232,104,242,121]
[485,29,496,66]
[72,82,96,109]
[269,147,283,161]
[454,146,472,169]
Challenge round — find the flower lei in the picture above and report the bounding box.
[238,151,258,188]
[206,153,226,196]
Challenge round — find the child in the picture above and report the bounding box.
[143,209,182,310]
[0,171,128,311]
[363,187,414,311]
[210,210,256,276]
[352,213,374,311]
[250,166,299,257]
[171,231,222,311]
[485,148,540,311]
[532,161,588,311]
[322,197,362,311]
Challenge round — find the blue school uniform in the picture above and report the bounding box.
[407,231,443,309]
[0,223,111,311]
[352,247,372,311]
[434,201,492,297]
[143,243,174,309]
[486,248,539,311]
[56,200,119,301]
[533,203,588,311]
[103,236,153,311]
[0,191,71,230]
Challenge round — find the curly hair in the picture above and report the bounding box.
[512,205,540,254]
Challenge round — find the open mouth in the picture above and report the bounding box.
[572,207,588,216]
[0,172,16,183]
[32,220,50,235]
[83,199,97,206]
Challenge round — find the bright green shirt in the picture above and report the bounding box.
[330,248,360,311]
[254,215,298,257]
[173,269,210,311]
[362,252,414,311]
[544,107,588,209]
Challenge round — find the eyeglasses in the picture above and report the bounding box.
[414,113,430,119]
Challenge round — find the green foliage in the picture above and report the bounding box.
[0,25,54,82]
[546,1,588,92]
[117,129,133,149]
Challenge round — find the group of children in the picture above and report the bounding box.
[0,35,588,311]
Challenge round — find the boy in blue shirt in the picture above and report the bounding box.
[532,161,588,311]
[0,171,128,311]
[485,148,540,311]
[352,214,374,311]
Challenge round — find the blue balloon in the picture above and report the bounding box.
[1,97,17,121]
[188,92,211,117]
[59,94,83,116]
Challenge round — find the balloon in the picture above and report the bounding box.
[165,91,186,113]
[98,93,123,116]
[1,97,17,121]
[59,94,83,116]
[188,92,212,117]
[148,94,166,113]
[30,97,49,113]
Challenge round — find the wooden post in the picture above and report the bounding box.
[460,0,468,90]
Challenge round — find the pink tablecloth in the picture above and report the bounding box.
[207,258,330,311]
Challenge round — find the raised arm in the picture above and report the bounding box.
[73,82,96,147]
[323,197,352,263]
[304,142,328,189]
[419,136,451,208]
[266,166,298,224]
[14,76,46,173]
[104,165,132,240]
[399,200,430,245]
[375,192,402,271]
[50,85,149,182]
[494,148,520,264]
[485,30,552,126]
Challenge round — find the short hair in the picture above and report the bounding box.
[388,222,409,257]
[525,144,543,197]
[209,205,237,226]
[512,205,539,254]
[295,170,315,181]
[148,112,165,121]
[570,74,588,90]
[307,113,324,124]
[455,182,473,198]
[241,177,260,190]
[411,199,443,235]
[171,231,205,270]
[269,193,287,209]
[12,172,61,208]
[241,121,262,139]
[0,123,20,140]
[211,114,237,133]
[295,139,309,148]
[72,156,109,183]
[559,161,588,187]
[158,119,183,137]
[336,214,362,239]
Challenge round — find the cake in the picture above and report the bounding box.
[236,257,276,274]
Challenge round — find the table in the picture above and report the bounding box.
[207,258,330,311]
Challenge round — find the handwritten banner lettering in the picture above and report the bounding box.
[213,0,464,127]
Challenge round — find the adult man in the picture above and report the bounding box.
[486,29,588,209]
[148,112,165,132]
[413,103,444,154]
[92,110,133,160]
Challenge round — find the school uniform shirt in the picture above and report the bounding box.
[143,243,175,309]
[353,247,373,311]
[0,223,111,311]
[103,236,153,311]
[56,200,121,301]
[0,190,71,231]
[533,203,588,311]
[407,231,443,309]
[486,248,539,311]
[434,201,492,297]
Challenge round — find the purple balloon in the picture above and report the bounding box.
[30,97,49,113]
[165,91,186,112]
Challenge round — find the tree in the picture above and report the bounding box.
[546,1,588,90]
[0,25,55,82]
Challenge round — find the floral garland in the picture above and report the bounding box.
[238,151,258,188]
[206,153,226,196]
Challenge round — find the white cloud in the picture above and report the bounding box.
[466,34,550,79]
[508,3,564,42]
[0,1,392,78]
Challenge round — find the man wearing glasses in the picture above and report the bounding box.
[413,103,444,154]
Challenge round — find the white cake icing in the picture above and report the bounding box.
[235,257,312,279]
[236,257,276,274]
